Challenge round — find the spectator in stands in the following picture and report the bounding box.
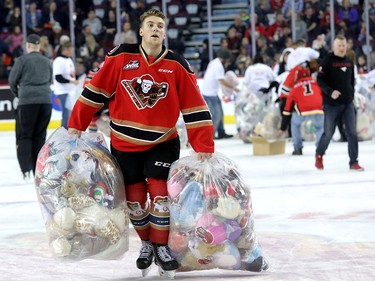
[281,0,304,19]
[199,39,209,75]
[82,9,103,41]
[226,27,241,57]
[114,22,138,45]
[369,8,375,40]
[255,0,270,26]
[227,15,246,40]
[39,35,54,60]
[266,11,287,41]
[102,9,117,50]
[4,25,23,56]
[42,1,66,32]
[256,35,275,66]
[337,0,360,38]
[79,33,99,63]
[294,12,308,42]
[318,2,340,36]
[26,2,43,34]
[0,0,13,30]
[0,40,12,78]
[216,38,229,55]
[234,56,251,76]
[357,54,368,74]
[272,25,292,53]
[244,13,267,43]
[48,21,65,50]
[303,5,320,43]
[129,0,149,42]
[270,0,285,11]
[6,6,22,31]
[92,0,107,19]
[238,37,252,59]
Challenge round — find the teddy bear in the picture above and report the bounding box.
[48,195,128,260]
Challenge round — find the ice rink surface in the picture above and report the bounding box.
[1,126,374,281]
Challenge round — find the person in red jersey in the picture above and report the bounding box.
[277,67,324,155]
[68,9,214,277]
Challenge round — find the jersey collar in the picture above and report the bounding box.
[139,45,168,66]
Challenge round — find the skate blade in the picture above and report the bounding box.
[158,267,176,279]
[141,267,151,277]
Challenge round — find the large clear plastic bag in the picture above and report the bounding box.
[253,104,282,140]
[235,88,267,143]
[35,127,129,261]
[167,152,269,272]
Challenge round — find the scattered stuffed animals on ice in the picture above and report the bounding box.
[35,127,129,261]
[167,152,269,273]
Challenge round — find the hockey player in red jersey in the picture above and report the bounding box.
[277,66,324,155]
[68,9,214,278]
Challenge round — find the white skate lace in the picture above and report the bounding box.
[157,245,174,262]
[139,241,153,259]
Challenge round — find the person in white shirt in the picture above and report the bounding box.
[53,41,78,128]
[201,49,237,139]
[286,40,319,71]
[243,53,276,102]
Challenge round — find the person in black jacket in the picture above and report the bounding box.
[315,35,364,171]
[8,34,53,181]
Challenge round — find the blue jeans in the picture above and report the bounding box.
[316,103,359,166]
[291,113,324,150]
[203,95,223,136]
[56,94,71,129]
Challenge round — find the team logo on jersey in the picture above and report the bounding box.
[340,67,347,72]
[123,60,140,70]
[121,74,168,109]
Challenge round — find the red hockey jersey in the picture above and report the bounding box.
[280,77,323,131]
[283,77,323,116]
[279,64,310,99]
[68,44,214,153]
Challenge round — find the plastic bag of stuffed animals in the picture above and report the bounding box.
[221,71,239,103]
[235,87,268,143]
[167,152,269,273]
[35,127,129,261]
[253,104,282,140]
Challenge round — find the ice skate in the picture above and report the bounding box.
[153,244,178,279]
[245,256,270,272]
[136,240,154,277]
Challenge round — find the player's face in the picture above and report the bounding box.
[140,16,166,47]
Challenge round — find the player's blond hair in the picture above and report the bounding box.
[140,9,166,26]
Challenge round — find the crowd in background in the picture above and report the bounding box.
[0,0,375,83]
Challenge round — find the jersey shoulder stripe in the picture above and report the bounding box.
[107,44,140,57]
[165,50,194,74]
